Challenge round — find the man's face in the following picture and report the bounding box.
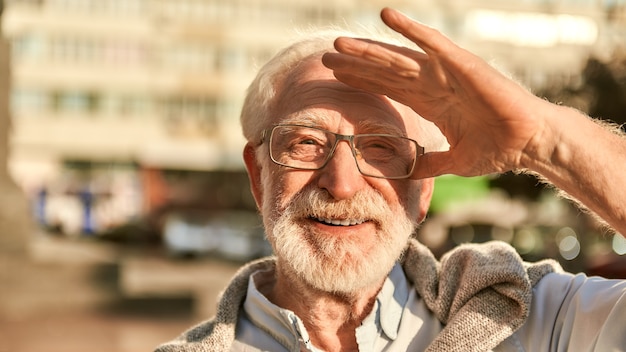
[244,58,433,294]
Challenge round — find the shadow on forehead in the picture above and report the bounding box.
[273,78,410,136]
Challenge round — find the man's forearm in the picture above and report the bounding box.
[521,102,626,235]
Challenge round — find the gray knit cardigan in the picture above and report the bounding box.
[155,239,561,352]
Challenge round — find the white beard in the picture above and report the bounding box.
[263,185,417,295]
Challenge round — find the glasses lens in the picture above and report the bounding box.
[354,135,417,178]
[269,125,333,169]
[268,125,419,179]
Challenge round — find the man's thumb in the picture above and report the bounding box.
[410,151,453,180]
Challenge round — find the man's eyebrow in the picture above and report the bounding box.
[280,113,334,127]
[279,113,408,136]
[357,120,407,136]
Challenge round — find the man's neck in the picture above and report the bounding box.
[258,264,384,352]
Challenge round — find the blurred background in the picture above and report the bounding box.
[1,0,626,351]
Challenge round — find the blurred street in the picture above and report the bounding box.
[0,232,241,352]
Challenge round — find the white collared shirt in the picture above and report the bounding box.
[231,264,626,351]
[233,263,444,351]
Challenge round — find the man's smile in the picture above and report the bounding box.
[311,216,366,226]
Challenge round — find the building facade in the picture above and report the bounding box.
[2,0,625,235]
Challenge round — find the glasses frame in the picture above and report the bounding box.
[260,124,424,179]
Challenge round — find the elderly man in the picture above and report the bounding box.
[157,8,626,352]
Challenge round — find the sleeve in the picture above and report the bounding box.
[509,272,626,352]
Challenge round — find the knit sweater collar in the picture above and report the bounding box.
[155,239,561,352]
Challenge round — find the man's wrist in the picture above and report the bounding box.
[518,100,565,175]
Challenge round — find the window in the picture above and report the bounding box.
[12,35,45,61]
[57,91,94,114]
[11,89,51,115]
[162,44,216,72]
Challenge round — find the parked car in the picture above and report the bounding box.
[163,210,272,261]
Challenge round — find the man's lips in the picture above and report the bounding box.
[310,216,366,226]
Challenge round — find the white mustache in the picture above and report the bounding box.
[283,186,394,228]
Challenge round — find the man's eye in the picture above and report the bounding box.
[361,141,394,151]
[298,138,318,145]
[370,142,393,149]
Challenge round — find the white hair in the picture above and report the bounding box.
[239,26,448,153]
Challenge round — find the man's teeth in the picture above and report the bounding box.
[318,218,365,226]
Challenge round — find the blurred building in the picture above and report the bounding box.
[2,0,354,235]
[0,0,33,256]
[2,0,626,237]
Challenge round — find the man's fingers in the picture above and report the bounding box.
[333,37,427,63]
[321,51,355,70]
[409,151,452,180]
[322,52,422,91]
[380,8,454,56]
[321,52,395,87]
[332,37,426,74]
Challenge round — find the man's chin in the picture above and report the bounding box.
[290,253,398,296]
[271,228,411,296]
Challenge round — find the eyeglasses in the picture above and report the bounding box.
[260,124,424,179]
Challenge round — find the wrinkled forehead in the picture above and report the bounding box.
[272,58,420,137]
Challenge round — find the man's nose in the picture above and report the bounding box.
[317,140,367,200]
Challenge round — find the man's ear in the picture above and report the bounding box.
[418,177,435,223]
[243,143,263,210]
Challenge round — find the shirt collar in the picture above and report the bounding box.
[243,268,303,350]
[242,263,411,349]
[376,263,410,340]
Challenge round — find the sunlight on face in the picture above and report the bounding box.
[256,58,426,294]
[263,184,418,294]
